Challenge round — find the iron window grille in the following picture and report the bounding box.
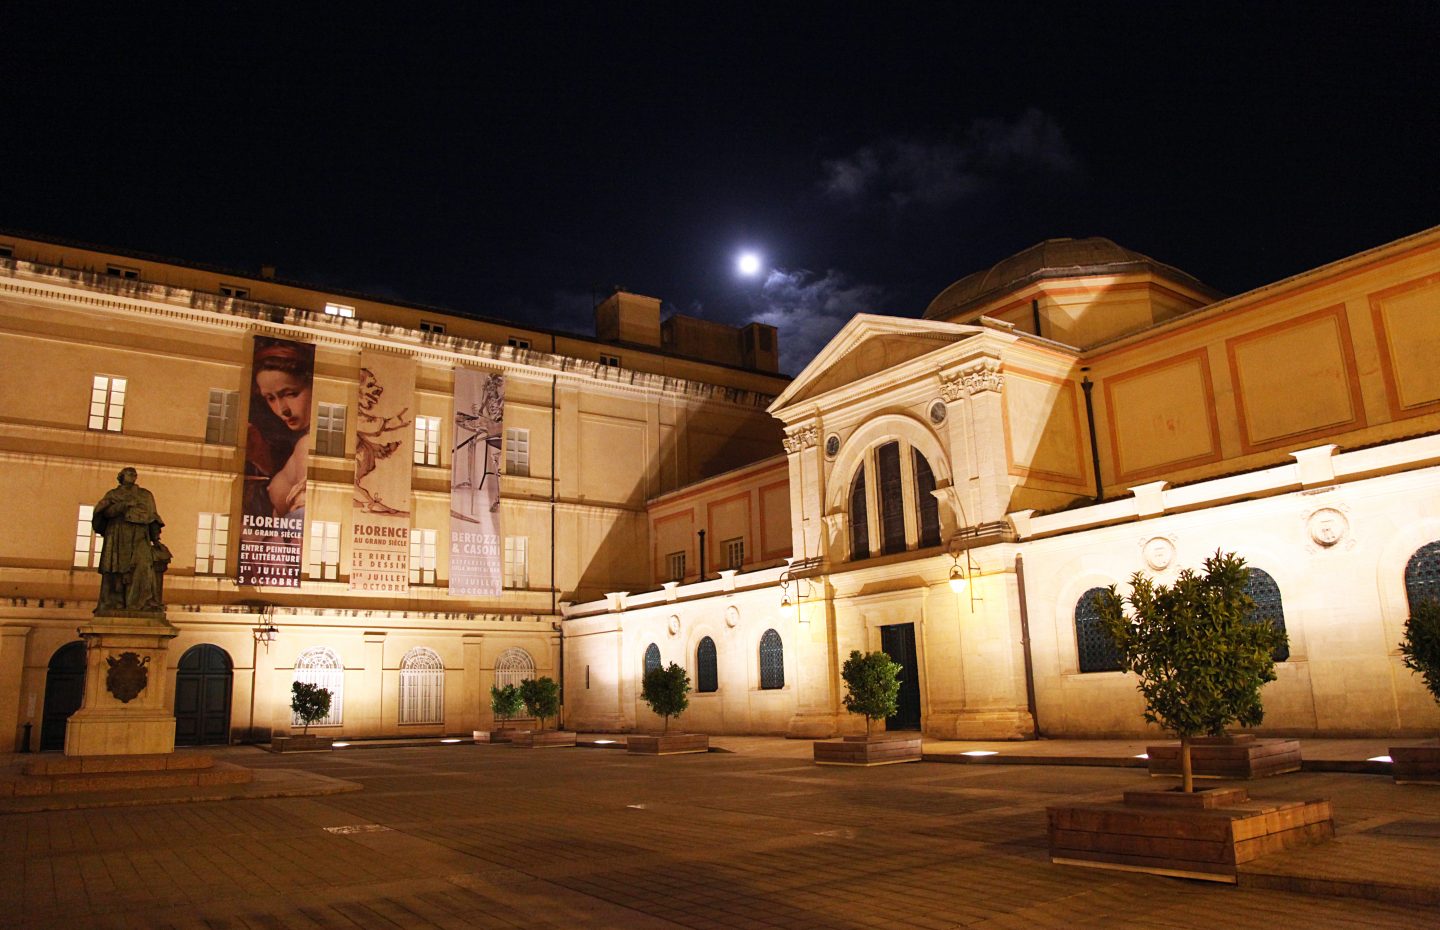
[759,629,784,689]
[697,637,718,693]
[1405,540,1440,613]
[1075,587,1123,673]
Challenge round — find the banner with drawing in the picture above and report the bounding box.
[449,368,504,596]
[349,352,416,592]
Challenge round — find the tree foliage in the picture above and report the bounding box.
[641,662,691,733]
[1400,598,1440,708]
[519,676,561,729]
[1096,550,1286,740]
[489,683,524,721]
[841,650,902,736]
[290,681,332,736]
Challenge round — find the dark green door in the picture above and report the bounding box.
[41,641,87,751]
[174,644,233,746]
[880,623,922,731]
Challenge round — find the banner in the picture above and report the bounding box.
[239,335,315,587]
[449,369,504,595]
[350,352,416,592]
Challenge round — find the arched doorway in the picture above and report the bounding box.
[175,644,234,746]
[41,641,87,751]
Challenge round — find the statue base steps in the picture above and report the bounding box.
[4,752,252,797]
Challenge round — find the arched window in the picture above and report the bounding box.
[696,637,718,693]
[1243,569,1289,663]
[399,647,445,725]
[493,647,535,720]
[644,642,661,674]
[759,629,784,689]
[1075,588,1122,673]
[1405,540,1440,613]
[877,441,905,554]
[913,449,941,549]
[849,467,869,560]
[293,646,344,727]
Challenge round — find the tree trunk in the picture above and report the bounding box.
[865,715,872,738]
[1180,735,1194,793]
[663,714,669,734]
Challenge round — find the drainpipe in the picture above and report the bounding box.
[1080,370,1103,503]
[551,619,564,730]
[1014,554,1041,738]
[697,529,706,583]
[1030,298,1042,338]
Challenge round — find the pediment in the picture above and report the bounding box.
[769,314,987,413]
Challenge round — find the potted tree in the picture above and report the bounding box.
[273,681,333,752]
[1392,598,1440,783]
[629,661,708,755]
[510,676,576,747]
[474,683,525,743]
[1049,551,1332,881]
[813,650,921,765]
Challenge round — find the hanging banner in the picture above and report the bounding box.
[449,369,504,596]
[239,335,316,587]
[350,352,416,592]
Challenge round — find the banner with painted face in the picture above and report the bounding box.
[350,351,417,592]
[449,368,504,596]
[239,335,315,587]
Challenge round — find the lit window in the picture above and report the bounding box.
[88,375,126,432]
[205,389,239,444]
[414,416,442,466]
[723,537,744,571]
[504,427,530,476]
[493,648,535,720]
[420,320,446,335]
[507,336,530,350]
[194,513,230,575]
[293,647,343,727]
[0,244,14,259]
[105,264,139,280]
[599,354,620,367]
[315,403,347,457]
[219,284,249,299]
[410,528,437,585]
[398,647,444,725]
[503,536,529,589]
[667,551,686,582]
[74,505,101,568]
[308,521,341,581]
[323,302,355,318]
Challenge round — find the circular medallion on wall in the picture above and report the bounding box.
[1141,536,1176,571]
[725,605,740,628]
[667,615,680,636]
[1307,508,1349,548]
[825,434,840,458]
[929,400,947,425]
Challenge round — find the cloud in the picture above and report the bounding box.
[744,267,890,375]
[820,108,1078,210]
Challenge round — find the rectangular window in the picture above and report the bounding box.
[105,264,139,280]
[599,354,620,367]
[504,427,530,476]
[323,302,355,318]
[315,403,347,457]
[74,505,101,568]
[409,528,437,585]
[507,336,530,350]
[723,536,744,570]
[194,512,230,575]
[88,375,126,432]
[308,520,341,581]
[503,536,529,589]
[667,550,686,582]
[0,244,13,259]
[420,320,446,335]
[205,389,239,444]
[414,415,441,466]
[219,284,249,299]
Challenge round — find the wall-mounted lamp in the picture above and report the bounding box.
[778,557,821,621]
[243,599,279,651]
[947,534,978,610]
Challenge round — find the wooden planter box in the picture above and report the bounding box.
[1390,741,1440,784]
[1147,735,1301,780]
[473,728,521,744]
[271,735,333,753]
[1049,786,1333,882]
[814,734,923,766]
[627,733,710,755]
[509,730,577,748]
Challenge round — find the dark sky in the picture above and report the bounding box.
[4,3,1437,373]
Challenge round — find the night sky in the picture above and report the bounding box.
[3,3,1437,373]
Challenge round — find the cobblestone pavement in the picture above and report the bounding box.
[1,743,1434,929]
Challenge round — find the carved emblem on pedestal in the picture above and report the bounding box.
[105,651,150,703]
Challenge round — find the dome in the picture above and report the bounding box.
[924,237,1220,321]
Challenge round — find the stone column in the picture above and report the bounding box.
[0,625,31,752]
[65,613,179,756]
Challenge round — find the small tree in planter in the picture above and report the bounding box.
[519,676,561,730]
[841,649,902,737]
[291,681,332,736]
[490,683,524,722]
[640,662,690,733]
[1096,550,1286,793]
[1400,598,1440,715]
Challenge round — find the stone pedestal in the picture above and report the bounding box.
[64,611,178,757]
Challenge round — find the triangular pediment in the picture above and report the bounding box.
[769,314,988,413]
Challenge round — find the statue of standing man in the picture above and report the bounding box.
[93,467,166,614]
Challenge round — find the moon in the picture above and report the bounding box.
[737,252,762,276]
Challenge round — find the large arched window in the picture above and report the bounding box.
[849,467,869,560]
[696,637,718,693]
[293,647,344,727]
[847,441,946,560]
[1405,540,1440,613]
[399,647,444,725]
[913,449,941,549]
[877,441,905,554]
[759,629,784,690]
[1244,569,1289,663]
[643,642,661,674]
[494,647,534,719]
[1075,588,1122,673]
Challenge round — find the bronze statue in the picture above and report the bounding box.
[92,467,165,613]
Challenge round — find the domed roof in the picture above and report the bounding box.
[924,237,1221,321]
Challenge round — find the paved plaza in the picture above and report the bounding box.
[2,739,1437,929]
